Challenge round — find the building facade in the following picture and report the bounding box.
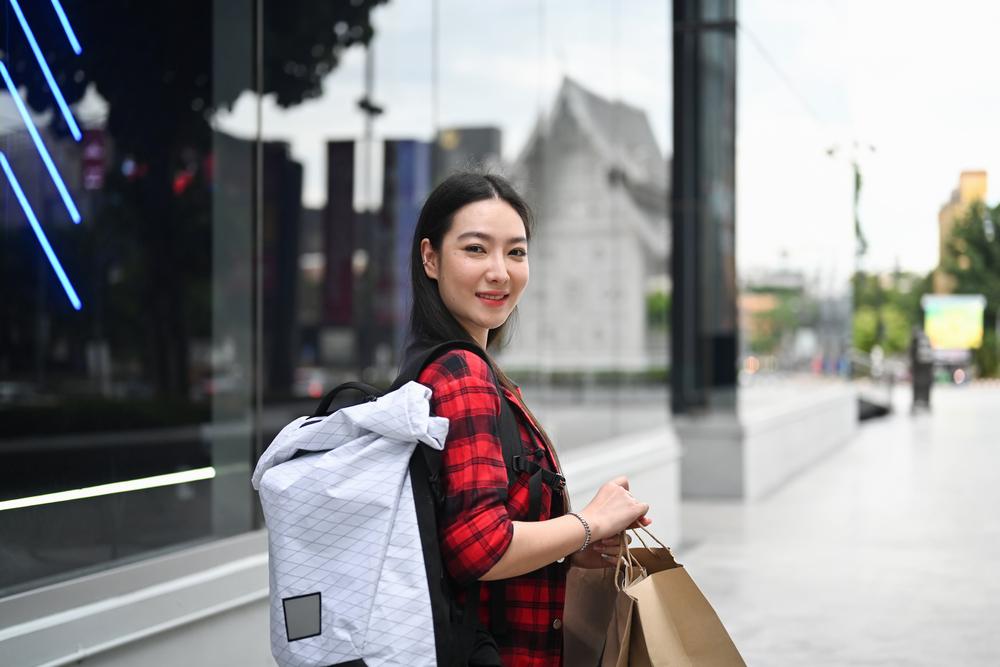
[935,170,988,294]
[503,78,670,372]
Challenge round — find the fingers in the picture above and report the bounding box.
[591,535,631,556]
[586,479,648,538]
[609,476,630,490]
[591,542,620,555]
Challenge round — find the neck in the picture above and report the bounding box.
[457,320,488,349]
[470,329,488,349]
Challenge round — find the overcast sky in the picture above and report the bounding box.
[216,0,1000,282]
[739,0,1000,280]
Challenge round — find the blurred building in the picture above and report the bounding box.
[383,139,432,357]
[504,77,670,371]
[317,138,434,379]
[738,266,852,372]
[321,140,357,368]
[935,170,988,293]
[262,140,304,396]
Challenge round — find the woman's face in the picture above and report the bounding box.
[421,198,529,348]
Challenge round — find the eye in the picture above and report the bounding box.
[463,244,486,254]
[509,247,528,258]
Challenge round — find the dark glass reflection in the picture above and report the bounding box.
[0,0,386,595]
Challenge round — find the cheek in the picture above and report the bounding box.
[438,256,477,297]
[514,263,529,291]
[448,257,480,289]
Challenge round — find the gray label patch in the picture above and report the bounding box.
[283,592,321,641]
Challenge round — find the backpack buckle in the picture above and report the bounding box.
[550,473,566,491]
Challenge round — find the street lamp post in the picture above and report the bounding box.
[826,141,877,370]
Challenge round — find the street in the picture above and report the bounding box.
[680,383,1000,666]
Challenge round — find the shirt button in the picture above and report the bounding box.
[552,618,562,630]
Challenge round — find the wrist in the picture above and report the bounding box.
[578,510,604,542]
[567,511,592,552]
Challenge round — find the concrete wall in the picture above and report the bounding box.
[677,383,859,500]
[0,532,273,667]
[561,425,683,547]
[75,599,272,667]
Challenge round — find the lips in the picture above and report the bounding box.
[476,292,509,307]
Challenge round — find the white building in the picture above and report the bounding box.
[501,77,670,372]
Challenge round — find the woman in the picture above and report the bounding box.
[408,172,651,666]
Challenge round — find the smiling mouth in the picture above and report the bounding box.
[476,292,509,305]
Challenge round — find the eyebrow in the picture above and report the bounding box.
[456,231,528,244]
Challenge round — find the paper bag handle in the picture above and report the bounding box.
[630,526,671,553]
[613,525,681,591]
[613,533,646,591]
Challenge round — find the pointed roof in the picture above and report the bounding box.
[511,77,669,258]
[546,77,667,189]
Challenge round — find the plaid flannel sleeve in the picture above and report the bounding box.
[419,350,514,584]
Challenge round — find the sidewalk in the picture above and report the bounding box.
[679,383,1000,666]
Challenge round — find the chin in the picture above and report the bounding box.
[477,313,511,331]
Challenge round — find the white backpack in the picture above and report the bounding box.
[251,381,448,667]
[252,340,560,667]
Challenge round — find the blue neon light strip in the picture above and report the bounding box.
[49,0,83,55]
[0,152,82,311]
[8,0,82,141]
[0,61,81,224]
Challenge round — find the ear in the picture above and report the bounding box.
[419,238,439,280]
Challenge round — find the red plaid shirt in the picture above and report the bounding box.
[419,349,567,667]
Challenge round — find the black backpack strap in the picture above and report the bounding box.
[309,381,382,419]
[408,439,455,667]
[511,431,567,519]
[394,340,522,507]
[396,340,565,641]
[496,394,522,503]
[394,340,526,503]
[391,339,491,390]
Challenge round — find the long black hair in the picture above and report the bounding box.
[407,172,563,471]
[408,171,532,351]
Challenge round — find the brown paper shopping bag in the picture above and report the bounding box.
[563,566,619,666]
[608,529,746,667]
[562,540,647,667]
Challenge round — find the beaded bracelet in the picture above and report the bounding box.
[568,512,591,552]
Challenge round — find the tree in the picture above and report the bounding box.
[851,270,931,355]
[1,0,387,398]
[646,290,671,329]
[939,201,1000,376]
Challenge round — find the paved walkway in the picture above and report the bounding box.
[679,383,1000,666]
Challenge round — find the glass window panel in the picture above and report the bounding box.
[0,1,257,595]
[736,1,854,404]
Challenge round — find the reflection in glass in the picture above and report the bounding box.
[245,1,672,455]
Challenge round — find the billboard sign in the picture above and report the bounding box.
[920,294,986,351]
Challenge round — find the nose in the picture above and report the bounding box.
[485,251,509,284]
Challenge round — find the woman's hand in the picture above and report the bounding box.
[578,477,651,542]
[570,536,624,569]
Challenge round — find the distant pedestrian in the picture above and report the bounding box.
[910,326,933,412]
